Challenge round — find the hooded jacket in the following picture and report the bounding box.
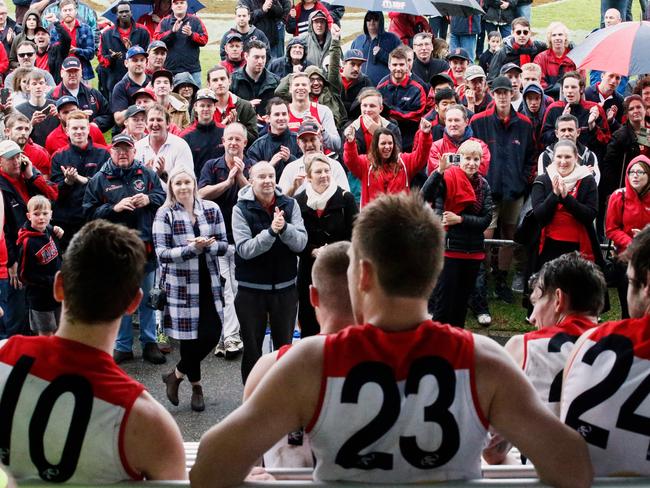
[601,122,644,197]
[8,9,38,67]
[428,127,491,176]
[299,11,334,69]
[488,36,547,81]
[268,37,314,79]
[285,1,333,37]
[17,223,62,311]
[350,11,401,86]
[387,13,431,45]
[232,185,307,289]
[606,157,650,253]
[519,82,549,141]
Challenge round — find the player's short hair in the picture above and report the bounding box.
[5,113,31,130]
[634,75,650,95]
[66,109,90,123]
[561,71,585,90]
[624,225,650,287]
[521,62,542,76]
[27,69,46,83]
[555,114,579,130]
[312,241,353,318]
[458,139,482,158]
[413,32,433,44]
[27,195,51,212]
[445,103,468,121]
[146,103,171,123]
[435,87,458,105]
[624,94,644,113]
[487,30,502,40]
[290,72,310,85]
[357,87,382,104]
[351,192,444,298]
[61,220,146,324]
[245,39,267,54]
[531,252,606,315]
[511,16,530,29]
[207,65,230,81]
[265,96,288,116]
[59,0,77,9]
[223,121,247,138]
[388,45,409,62]
[304,152,330,176]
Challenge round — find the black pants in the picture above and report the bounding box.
[430,257,482,328]
[236,286,298,384]
[608,259,630,319]
[297,258,320,339]
[177,255,221,383]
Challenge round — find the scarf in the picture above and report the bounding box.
[546,162,592,193]
[443,165,476,214]
[513,40,533,66]
[468,173,485,214]
[306,181,338,210]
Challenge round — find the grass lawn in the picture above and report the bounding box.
[533,0,643,33]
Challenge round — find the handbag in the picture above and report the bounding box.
[148,265,167,311]
[513,194,540,247]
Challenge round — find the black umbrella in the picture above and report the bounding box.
[101,0,205,23]
[328,0,441,16]
[432,0,484,16]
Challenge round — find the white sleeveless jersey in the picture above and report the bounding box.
[561,316,650,476]
[307,321,489,483]
[0,336,145,483]
[523,316,597,416]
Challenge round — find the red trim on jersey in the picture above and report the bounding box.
[119,405,142,480]
[287,102,321,132]
[588,315,650,360]
[276,344,293,360]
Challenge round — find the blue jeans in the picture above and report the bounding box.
[428,16,448,39]
[190,71,202,88]
[601,0,629,24]
[269,21,285,60]
[515,3,532,20]
[449,34,477,62]
[485,22,511,40]
[3,281,28,337]
[116,270,156,352]
[626,0,647,19]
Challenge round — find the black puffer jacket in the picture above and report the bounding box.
[488,36,547,81]
[267,37,313,79]
[422,171,493,254]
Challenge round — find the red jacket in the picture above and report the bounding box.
[533,48,577,95]
[428,131,490,176]
[388,13,431,45]
[23,140,52,178]
[606,157,650,253]
[344,129,432,207]
[45,123,107,156]
[0,42,8,77]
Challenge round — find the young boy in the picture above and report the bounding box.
[479,31,502,77]
[17,195,64,336]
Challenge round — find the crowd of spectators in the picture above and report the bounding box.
[0,0,647,413]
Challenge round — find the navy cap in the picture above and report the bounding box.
[56,95,79,110]
[491,76,513,92]
[343,49,366,62]
[147,40,167,51]
[125,105,146,119]
[500,62,522,75]
[430,72,454,88]
[224,32,243,44]
[447,48,471,62]
[297,121,320,138]
[62,56,81,70]
[151,69,174,84]
[112,134,135,147]
[126,46,147,60]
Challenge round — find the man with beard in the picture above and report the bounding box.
[4,114,50,178]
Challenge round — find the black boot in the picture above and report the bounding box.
[493,269,513,304]
[162,371,183,406]
[191,385,205,412]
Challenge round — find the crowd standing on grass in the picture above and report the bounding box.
[1,0,650,484]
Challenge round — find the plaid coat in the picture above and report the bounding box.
[153,199,228,340]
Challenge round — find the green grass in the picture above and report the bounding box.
[532,0,643,33]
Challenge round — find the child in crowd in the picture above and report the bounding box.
[17,195,63,336]
[479,31,502,76]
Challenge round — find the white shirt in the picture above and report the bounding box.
[135,132,194,190]
[278,155,349,196]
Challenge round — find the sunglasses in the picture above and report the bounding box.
[18,52,35,58]
[515,29,530,35]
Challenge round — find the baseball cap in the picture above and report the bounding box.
[464,65,486,81]
[297,121,320,138]
[195,88,217,102]
[62,56,81,70]
[147,40,167,51]
[125,104,146,119]
[224,32,243,44]
[430,72,454,88]
[34,25,49,35]
[126,46,147,60]
[0,140,22,159]
[112,134,135,147]
[152,69,174,84]
[133,87,157,101]
[343,49,366,63]
[447,48,471,62]
[500,62,523,75]
[491,76,513,92]
[309,10,327,22]
[56,95,79,110]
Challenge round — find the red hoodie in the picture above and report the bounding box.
[606,156,650,253]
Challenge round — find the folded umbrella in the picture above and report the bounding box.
[568,21,650,76]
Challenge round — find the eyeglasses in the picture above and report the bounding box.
[629,170,648,176]
[112,146,133,153]
[515,29,530,35]
[18,52,35,58]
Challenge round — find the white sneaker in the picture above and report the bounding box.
[224,338,242,359]
[214,340,225,357]
[477,314,492,327]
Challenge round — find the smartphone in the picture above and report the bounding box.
[0,88,9,105]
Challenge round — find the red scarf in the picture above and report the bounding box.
[513,40,532,66]
[0,170,30,204]
[341,75,354,91]
[360,118,373,153]
[443,166,476,214]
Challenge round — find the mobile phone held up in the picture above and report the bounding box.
[448,154,461,165]
[0,88,10,105]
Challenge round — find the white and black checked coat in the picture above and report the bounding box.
[152,199,228,340]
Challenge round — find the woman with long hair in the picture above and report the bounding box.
[530,140,604,274]
[295,153,358,337]
[606,155,650,318]
[153,167,228,412]
[343,117,432,207]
